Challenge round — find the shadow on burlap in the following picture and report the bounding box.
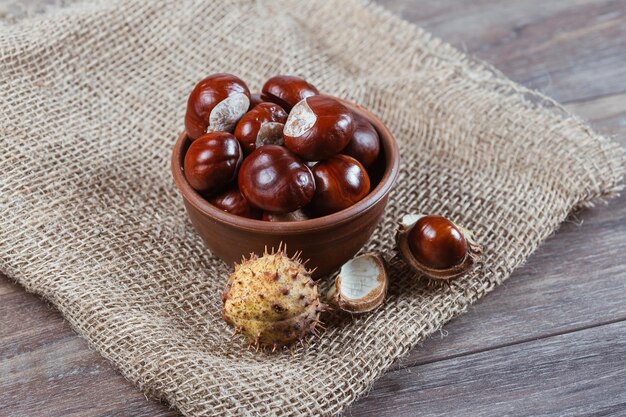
[0,1,624,416]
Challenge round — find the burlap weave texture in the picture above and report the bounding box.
[1,1,624,416]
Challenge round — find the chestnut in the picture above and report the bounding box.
[208,186,262,220]
[342,112,380,168]
[238,145,315,213]
[262,209,309,222]
[184,73,251,140]
[409,215,467,269]
[283,95,355,161]
[310,155,370,216]
[261,75,319,112]
[234,102,288,154]
[183,132,242,195]
[396,214,483,280]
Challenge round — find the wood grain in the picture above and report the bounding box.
[382,0,626,103]
[0,281,177,417]
[1,1,625,416]
[347,321,626,417]
[566,92,626,135]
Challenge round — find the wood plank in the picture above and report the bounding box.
[383,0,626,103]
[565,92,626,136]
[0,288,178,417]
[0,277,19,295]
[348,320,626,417]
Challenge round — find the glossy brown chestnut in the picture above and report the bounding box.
[408,215,468,270]
[396,214,482,280]
[342,112,380,167]
[262,209,309,222]
[310,155,370,216]
[238,145,315,213]
[208,186,262,220]
[234,102,288,154]
[184,73,251,140]
[261,75,319,112]
[284,95,355,161]
[249,92,265,109]
[183,132,242,195]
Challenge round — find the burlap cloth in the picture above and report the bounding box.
[1,0,625,416]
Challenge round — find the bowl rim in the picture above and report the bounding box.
[171,98,400,233]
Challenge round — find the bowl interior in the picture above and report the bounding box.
[171,100,400,233]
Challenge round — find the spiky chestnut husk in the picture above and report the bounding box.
[222,247,324,349]
[396,214,482,280]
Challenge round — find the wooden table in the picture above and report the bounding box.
[2,1,625,416]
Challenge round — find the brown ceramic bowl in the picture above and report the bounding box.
[171,99,400,277]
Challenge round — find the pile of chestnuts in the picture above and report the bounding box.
[183,73,381,221]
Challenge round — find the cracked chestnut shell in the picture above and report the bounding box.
[183,132,242,195]
[238,145,315,213]
[327,252,388,314]
[234,102,288,154]
[283,95,355,161]
[310,154,370,216]
[261,75,319,112]
[342,112,380,168]
[396,214,482,279]
[208,186,262,220]
[184,73,251,140]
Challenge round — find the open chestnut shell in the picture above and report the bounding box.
[261,75,319,112]
[208,186,262,220]
[396,214,482,280]
[310,155,370,216]
[238,145,315,213]
[234,102,288,154]
[284,95,355,161]
[184,73,251,140]
[327,252,388,313]
[183,132,242,195]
